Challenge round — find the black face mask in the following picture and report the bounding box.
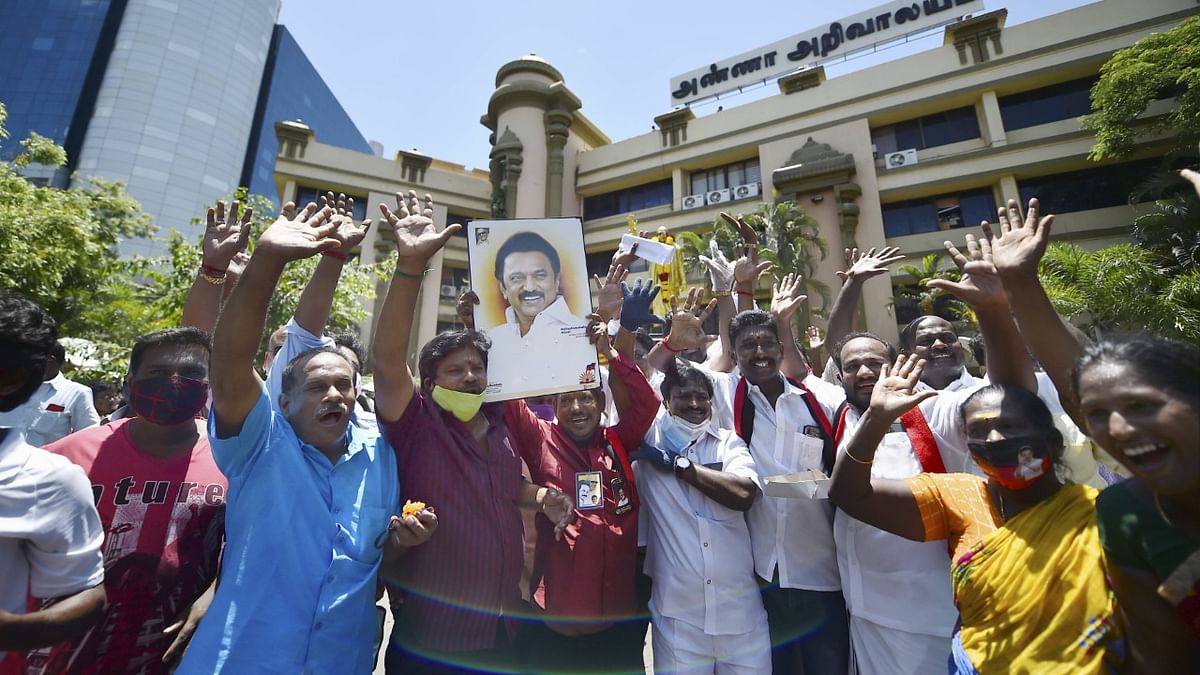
[967,434,1052,468]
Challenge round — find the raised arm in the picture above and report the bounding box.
[826,246,905,350]
[182,200,252,332]
[828,353,938,541]
[372,191,458,423]
[987,199,1086,420]
[771,273,809,380]
[644,288,716,375]
[292,192,371,336]
[210,202,337,438]
[719,212,768,314]
[927,230,1037,392]
[698,239,736,371]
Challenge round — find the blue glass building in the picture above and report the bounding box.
[241,25,372,207]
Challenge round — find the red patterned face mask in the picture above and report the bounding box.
[129,375,209,426]
[969,436,1053,491]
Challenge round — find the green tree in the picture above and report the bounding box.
[892,253,972,326]
[1082,16,1200,161]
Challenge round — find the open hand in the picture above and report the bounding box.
[255,201,339,261]
[593,263,629,322]
[984,198,1054,280]
[619,278,664,331]
[927,233,1007,309]
[836,246,904,284]
[379,190,457,264]
[770,273,808,322]
[321,191,372,255]
[868,353,938,420]
[202,200,252,270]
[805,325,824,351]
[698,239,735,293]
[665,288,717,352]
[734,255,772,286]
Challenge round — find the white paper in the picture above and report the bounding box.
[764,470,831,500]
[619,233,676,265]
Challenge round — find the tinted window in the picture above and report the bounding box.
[584,180,673,220]
[1018,159,1160,214]
[999,76,1099,131]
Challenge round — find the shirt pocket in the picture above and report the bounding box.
[348,506,389,563]
[29,405,69,436]
[795,434,824,470]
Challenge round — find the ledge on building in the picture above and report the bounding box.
[778,66,826,95]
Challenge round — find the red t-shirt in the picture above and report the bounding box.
[18,418,226,675]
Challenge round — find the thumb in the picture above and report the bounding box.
[438,223,463,244]
[925,279,963,294]
[163,620,184,635]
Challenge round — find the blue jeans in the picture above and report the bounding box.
[758,575,850,675]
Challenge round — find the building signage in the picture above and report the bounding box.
[669,0,982,105]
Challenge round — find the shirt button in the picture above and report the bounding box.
[706,579,712,585]
[703,542,709,547]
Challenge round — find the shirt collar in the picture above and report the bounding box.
[45,373,67,389]
[943,368,980,392]
[503,295,575,327]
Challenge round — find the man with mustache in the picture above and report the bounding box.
[483,231,595,397]
[177,201,433,674]
[371,192,574,674]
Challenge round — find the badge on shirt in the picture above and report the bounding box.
[803,425,823,439]
[611,476,632,515]
[576,471,603,510]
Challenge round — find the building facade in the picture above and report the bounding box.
[270,0,1196,353]
[0,0,370,256]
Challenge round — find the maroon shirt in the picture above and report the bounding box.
[504,353,657,625]
[381,391,526,652]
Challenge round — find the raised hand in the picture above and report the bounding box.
[587,314,616,360]
[805,325,824,351]
[612,230,650,269]
[456,290,479,330]
[984,198,1054,280]
[770,273,808,322]
[619,278,664,331]
[541,488,576,541]
[835,246,904,283]
[593,263,629,322]
[255,201,339,261]
[868,353,939,420]
[698,238,735,293]
[719,211,759,254]
[927,233,1007,309]
[379,190,457,264]
[665,287,718,352]
[320,191,372,255]
[733,255,772,286]
[202,200,253,270]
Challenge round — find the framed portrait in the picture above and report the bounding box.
[466,217,599,402]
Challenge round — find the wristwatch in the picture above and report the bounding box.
[673,455,693,478]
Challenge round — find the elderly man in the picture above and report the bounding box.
[177,201,433,674]
[483,230,596,397]
[372,192,574,674]
[0,294,105,665]
[0,340,100,447]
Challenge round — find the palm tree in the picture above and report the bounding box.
[892,253,972,327]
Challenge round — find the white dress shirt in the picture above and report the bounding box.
[635,412,766,636]
[916,368,985,476]
[833,405,961,637]
[706,369,846,591]
[0,374,100,447]
[483,296,597,398]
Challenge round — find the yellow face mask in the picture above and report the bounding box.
[431,385,486,422]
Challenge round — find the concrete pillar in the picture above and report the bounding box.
[979,90,1007,148]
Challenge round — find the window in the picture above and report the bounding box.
[1018,159,1160,214]
[446,212,472,238]
[690,159,761,195]
[872,106,981,155]
[999,76,1099,131]
[586,249,648,278]
[583,179,672,221]
[882,187,996,238]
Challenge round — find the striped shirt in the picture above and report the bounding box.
[381,390,526,652]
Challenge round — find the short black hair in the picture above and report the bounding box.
[494,231,561,280]
[969,333,986,367]
[281,346,354,395]
[961,384,1064,460]
[332,333,366,373]
[417,330,491,386]
[0,292,58,411]
[899,315,958,352]
[50,340,66,363]
[129,327,212,377]
[729,309,777,347]
[660,357,715,400]
[832,331,898,370]
[1074,333,1200,407]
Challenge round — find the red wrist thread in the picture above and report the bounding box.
[200,264,227,278]
[660,337,682,353]
[321,250,349,261]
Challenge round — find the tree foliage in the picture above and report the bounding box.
[892,253,973,327]
[1083,16,1200,160]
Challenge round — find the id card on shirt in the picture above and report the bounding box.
[797,431,824,469]
[611,476,632,515]
[576,471,603,510]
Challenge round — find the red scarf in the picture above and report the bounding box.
[833,403,946,474]
[733,375,836,475]
[604,427,639,509]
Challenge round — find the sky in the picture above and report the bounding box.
[278,0,1098,172]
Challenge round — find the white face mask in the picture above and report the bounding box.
[660,413,709,453]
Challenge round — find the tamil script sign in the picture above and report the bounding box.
[669,0,983,105]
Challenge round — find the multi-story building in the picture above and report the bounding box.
[0,0,371,255]
[273,0,1197,352]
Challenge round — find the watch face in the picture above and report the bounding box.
[674,456,692,471]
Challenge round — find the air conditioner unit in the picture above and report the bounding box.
[884,148,919,169]
[440,284,457,297]
[681,193,707,210]
[732,182,760,200]
[707,188,732,205]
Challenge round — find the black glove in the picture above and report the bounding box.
[620,279,664,332]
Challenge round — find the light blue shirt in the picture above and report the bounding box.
[178,386,399,674]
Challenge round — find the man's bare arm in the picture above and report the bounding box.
[0,585,105,651]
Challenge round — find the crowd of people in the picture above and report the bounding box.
[1,172,1197,675]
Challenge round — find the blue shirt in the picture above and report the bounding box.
[178,386,399,674]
